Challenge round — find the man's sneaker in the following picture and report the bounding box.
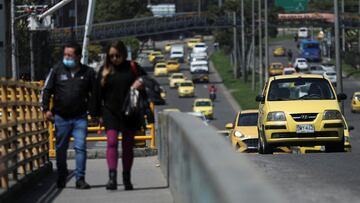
[76,177,91,189]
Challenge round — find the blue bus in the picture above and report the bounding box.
[299,40,321,62]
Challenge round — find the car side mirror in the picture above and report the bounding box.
[225,123,234,129]
[337,93,347,101]
[348,126,354,131]
[256,95,265,102]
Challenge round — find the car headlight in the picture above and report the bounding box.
[323,110,342,120]
[234,131,244,138]
[267,111,286,121]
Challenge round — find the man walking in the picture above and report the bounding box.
[42,42,95,189]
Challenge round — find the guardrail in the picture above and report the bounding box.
[47,102,156,158]
[157,112,286,203]
[0,79,49,191]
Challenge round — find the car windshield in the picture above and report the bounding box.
[173,75,184,79]
[168,62,178,65]
[172,51,182,54]
[195,44,205,48]
[272,64,282,69]
[238,113,258,126]
[326,72,336,76]
[298,59,306,63]
[354,95,360,100]
[267,78,335,101]
[157,65,166,68]
[195,101,211,106]
[180,82,193,87]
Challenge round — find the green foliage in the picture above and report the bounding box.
[121,37,140,60]
[94,0,151,23]
[213,29,233,55]
[88,44,103,63]
[211,50,259,110]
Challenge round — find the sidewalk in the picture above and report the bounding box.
[12,156,173,203]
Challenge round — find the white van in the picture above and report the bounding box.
[170,45,184,63]
[298,27,309,39]
[188,51,208,64]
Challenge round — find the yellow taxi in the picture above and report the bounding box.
[273,47,285,56]
[164,43,172,53]
[351,92,360,113]
[154,62,168,77]
[269,62,284,76]
[299,115,353,153]
[168,73,186,88]
[225,110,259,152]
[148,51,162,63]
[187,38,202,49]
[256,74,347,154]
[192,98,214,119]
[166,60,180,72]
[177,80,195,97]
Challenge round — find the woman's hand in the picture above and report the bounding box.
[131,78,144,90]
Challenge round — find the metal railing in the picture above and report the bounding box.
[0,79,49,191]
[47,102,156,158]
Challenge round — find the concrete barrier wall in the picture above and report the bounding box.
[157,112,286,203]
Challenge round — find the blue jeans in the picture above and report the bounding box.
[54,114,88,180]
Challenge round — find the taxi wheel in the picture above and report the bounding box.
[258,130,273,154]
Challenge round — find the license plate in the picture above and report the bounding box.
[296,124,314,133]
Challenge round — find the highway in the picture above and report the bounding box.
[144,37,360,203]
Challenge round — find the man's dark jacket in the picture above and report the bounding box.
[41,62,96,118]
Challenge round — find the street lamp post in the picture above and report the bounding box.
[11,0,17,79]
[334,0,344,112]
[264,0,269,82]
[341,0,345,52]
[259,0,263,93]
[241,0,246,82]
[252,0,256,90]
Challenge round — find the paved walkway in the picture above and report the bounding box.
[12,156,173,203]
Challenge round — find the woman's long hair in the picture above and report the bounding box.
[101,41,128,86]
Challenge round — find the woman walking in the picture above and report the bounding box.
[91,41,147,190]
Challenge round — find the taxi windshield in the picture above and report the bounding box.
[267,78,335,101]
[195,101,211,106]
[238,113,258,126]
[180,82,193,87]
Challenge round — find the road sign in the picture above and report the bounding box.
[275,0,308,12]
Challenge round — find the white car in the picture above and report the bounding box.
[309,65,326,75]
[298,27,309,39]
[190,60,209,73]
[192,43,208,53]
[283,67,295,75]
[323,70,337,85]
[320,63,335,72]
[294,58,309,71]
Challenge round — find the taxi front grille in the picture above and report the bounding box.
[243,139,258,149]
[291,113,318,122]
[271,131,338,139]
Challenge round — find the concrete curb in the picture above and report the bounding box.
[0,163,53,202]
[62,148,158,159]
[209,60,242,112]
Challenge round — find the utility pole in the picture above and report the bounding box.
[218,0,222,8]
[30,32,35,81]
[81,0,96,65]
[252,0,256,90]
[233,11,238,78]
[11,0,17,79]
[264,0,269,82]
[75,0,78,38]
[259,0,263,93]
[334,0,344,112]
[359,0,360,53]
[198,0,201,17]
[241,0,246,82]
[341,0,345,52]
